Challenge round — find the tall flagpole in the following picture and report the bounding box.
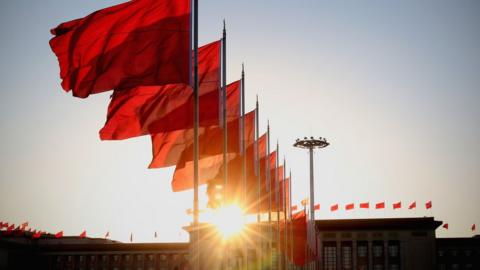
[241,64,249,269]
[222,20,228,270]
[192,0,200,269]
[276,141,280,270]
[283,157,287,270]
[289,170,293,270]
[222,21,228,204]
[267,122,272,269]
[255,97,262,270]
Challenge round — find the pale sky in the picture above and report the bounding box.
[1,0,479,242]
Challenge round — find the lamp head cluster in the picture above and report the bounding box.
[293,136,329,149]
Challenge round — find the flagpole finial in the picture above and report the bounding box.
[223,19,226,33]
[242,62,245,73]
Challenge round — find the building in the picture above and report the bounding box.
[436,236,480,270]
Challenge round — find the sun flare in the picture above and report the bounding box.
[211,204,245,239]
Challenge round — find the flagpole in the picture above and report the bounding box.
[267,122,272,269]
[289,170,293,270]
[222,20,228,203]
[241,64,249,269]
[276,141,281,270]
[192,0,200,269]
[255,96,262,270]
[222,20,229,270]
[283,157,287,270]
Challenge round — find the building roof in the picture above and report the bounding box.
[315,217,443,231]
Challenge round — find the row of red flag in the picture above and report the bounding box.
[292,200,435,212]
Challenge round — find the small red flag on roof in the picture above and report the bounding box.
[330,204,339,212]
[393,202,401,209]
[426,201,432,209]
[32,231,42,239]
[360,202,369,209]
[55,231,63,238]
[79,230,86,238]
[345,203,354,210]
[375,202,385,209]
[472,224,476,231]
[314,204,320,211]
[408,201,416,209]
[442,223,449,230]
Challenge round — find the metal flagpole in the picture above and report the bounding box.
[267,122,272,269]
[276,142,281,270]
[222,20,228,270]
[222,20,228,205]
[241,64,249,269]
[192,0,200,269]
[289,171,294,270]
[255,96,263,270]
[283,157,287,270]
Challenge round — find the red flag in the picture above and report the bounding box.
[291,205,298,212]
[105,231,110,239]
[49,0,191,98]
[345,203,354,210]
[55,231,63,238]
[472,224,476,231]
[21,222,28,229]
[426,200,432,209]
[100,40,222,140]
[393,202,401,209]
[330,204,339,212]
[149,80,241,168]
[7,224,14,232]
[0,222,3,228]
[360,202,369,209]
[291,211,308,266]
[32,231,42,239]
[442,223,449,230]
[408,201,416,209]
[79,230,86,238]
[314,204,320,211]
[375,202,385,209]
[169,110,255,192]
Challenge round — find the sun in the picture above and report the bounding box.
[211,204,245,240]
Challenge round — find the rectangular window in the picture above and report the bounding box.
[341,242,352,270]
[323,242,337,270]
[357,241,369,270]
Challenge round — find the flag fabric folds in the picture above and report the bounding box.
[443,223,449,230]
[149,80,241,169]
[50,0,191,98]
[55,231,63,238]
[79,230,87,238]
[330,204,339,212]
[100,40,222,140]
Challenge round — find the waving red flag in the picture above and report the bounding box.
[442,223,449,230]
[50,0,191,98]
[393,202,401,209]
[345,203,354,210]
[100,40,222,140]
[472,224,476,231]
[360,202,369,209]
[330,204,339,212]
[7,224,14,232]
[375,202,385,209]
[79,230,87,238]
[169,110,255,192]
[314,204,320,211]
[149,80,241,168]
[55,231,63,238]
[408,201,416,209]
[426,200,432,209]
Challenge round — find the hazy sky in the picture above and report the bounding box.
[1,0,479,242]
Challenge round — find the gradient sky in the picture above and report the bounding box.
[1,0,479,242]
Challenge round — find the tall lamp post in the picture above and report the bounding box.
[293,136,329,269]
